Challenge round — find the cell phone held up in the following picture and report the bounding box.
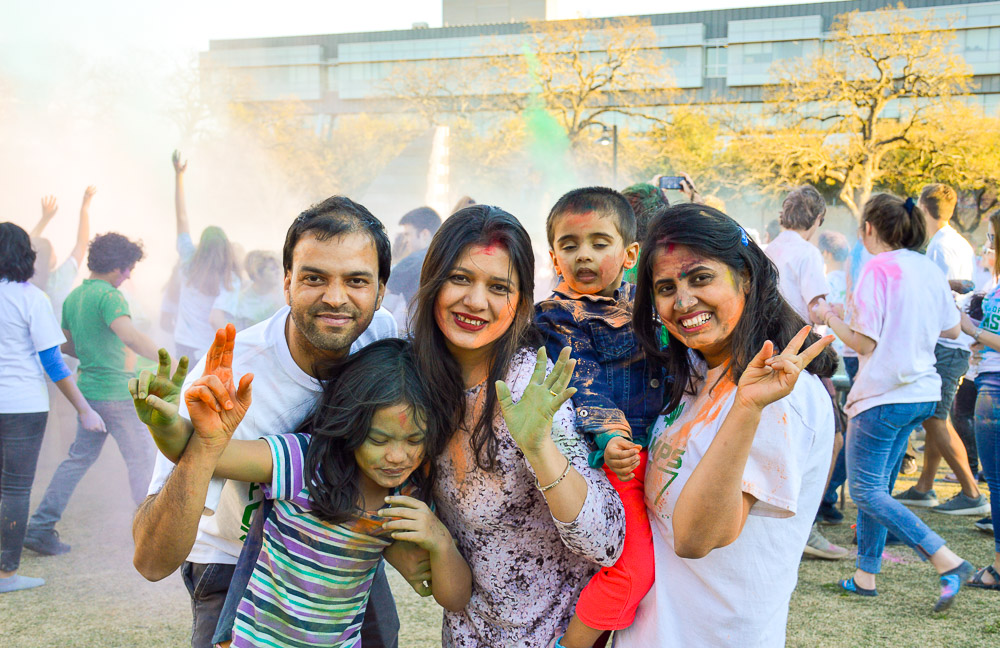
[658,176,685,191]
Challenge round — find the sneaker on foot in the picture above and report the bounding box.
[803,524,850,560]
[900,454,918,475]
[975,517,995,533]
[933,493,990,516]
[934,560,974,613]
[893,486,938,508]
[22,529,70,556]
[942,473,960,484]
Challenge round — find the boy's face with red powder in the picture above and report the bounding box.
[549,210,638,297]
[651,243,747,368]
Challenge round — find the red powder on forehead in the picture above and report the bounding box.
[397,409,409,427]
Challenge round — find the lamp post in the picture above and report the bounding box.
[597,124,618,186]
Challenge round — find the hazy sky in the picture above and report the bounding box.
[4,0,834,59]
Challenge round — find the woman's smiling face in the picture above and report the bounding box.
[651,243,747,368]
[433,243,519,357]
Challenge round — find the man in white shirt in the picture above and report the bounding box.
[766,185,847,561]
[895,184,989,516]
[131,197,400,648]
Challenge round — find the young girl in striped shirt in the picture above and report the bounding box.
[181,337,471,647]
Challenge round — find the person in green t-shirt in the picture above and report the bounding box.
[24,233,165,557]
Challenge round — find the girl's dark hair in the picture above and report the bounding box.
[634,203,837,413]
[861,193,926,251]
[0,222,36,282]
[303,338,443,523]
[780,185,826,231]
[410,205,541,471]
[185,226,238,295]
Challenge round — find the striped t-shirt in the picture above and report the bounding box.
[232,433,413,648]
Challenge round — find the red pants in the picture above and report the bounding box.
[574,450,654,630]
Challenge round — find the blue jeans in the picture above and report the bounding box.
[848,402,946,573]
[182,561,236,648]
[975,374,1000,554]
[0,412,47,572]
[28,399,154,532]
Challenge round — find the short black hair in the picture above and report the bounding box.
[546,186,637,247]
[0,222,36,282]
[283,196,391,285]
[399,207,441,236]
[87,233,144,274]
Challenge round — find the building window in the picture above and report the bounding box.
[705,44,727,78]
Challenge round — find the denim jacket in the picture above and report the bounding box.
[535,281,667,468]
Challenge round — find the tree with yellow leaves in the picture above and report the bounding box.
[734,3,972,219]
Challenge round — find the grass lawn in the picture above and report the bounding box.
[2,426,996,647]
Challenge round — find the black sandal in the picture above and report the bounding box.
[967,565,1000,591]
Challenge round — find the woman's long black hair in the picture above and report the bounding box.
[633,203,837,414]
[302,338,444,523]
[409,205,541,472]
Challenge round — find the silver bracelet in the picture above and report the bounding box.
[536,457,572,493]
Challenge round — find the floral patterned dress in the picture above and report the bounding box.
[433,348,627,648]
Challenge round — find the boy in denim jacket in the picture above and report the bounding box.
[535,187,665,648]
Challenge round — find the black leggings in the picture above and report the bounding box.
[951,377,980,476]
[0,411,48,572]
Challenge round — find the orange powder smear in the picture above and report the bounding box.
[647,376,737,506]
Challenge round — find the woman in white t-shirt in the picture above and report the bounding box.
[814,194,974,611]
[171,151,240,362]
[0,223,105,594]
[616,204,837,647]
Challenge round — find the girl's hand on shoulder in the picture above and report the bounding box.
[495,346,577,459]
[736,326,833,411]
[184,324,253,452]
[604,435,641,481]
[380,496,454,558]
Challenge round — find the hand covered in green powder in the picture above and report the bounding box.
[495,346,577,461]
[129,348,189,458]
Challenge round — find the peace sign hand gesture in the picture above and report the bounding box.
[184,324,253,453]
[736,326,833,412]
[496,347,577,460]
